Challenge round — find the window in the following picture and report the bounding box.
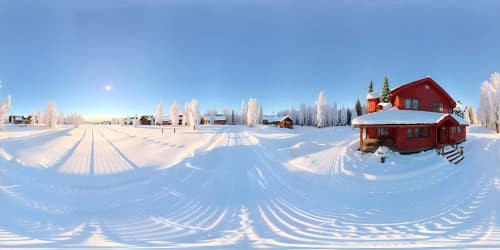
[457,127,462,133]
[377,128,388,136]
[412,99,419,110]
[407,128,414,138]
[408,127,428,138]
[422,128,429,137]
[432,102,438,112]
[405,98,419,110]
[432,102,445,113]
[450,127,456,135]
[414,128,421,137]
[405,99,412,109]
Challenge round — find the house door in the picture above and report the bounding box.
[438,126,447,144]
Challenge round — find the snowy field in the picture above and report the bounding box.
[0,124,499,249]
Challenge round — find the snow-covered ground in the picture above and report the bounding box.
[0,124,499,249]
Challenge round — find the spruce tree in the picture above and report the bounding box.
[380,76,390,103]
[368,80,373,93]
[355,99,363,116]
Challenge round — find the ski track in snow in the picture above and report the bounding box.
[0,125,499,249]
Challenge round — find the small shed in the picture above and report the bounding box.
[279,116,293,129]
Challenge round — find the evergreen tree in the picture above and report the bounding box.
[380,76,390,103]
[355,99,363,116]
[346,109,352,125]
[231,110,235,125]
[368,80,373,93]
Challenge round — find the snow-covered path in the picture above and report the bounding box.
[0,125,499,249]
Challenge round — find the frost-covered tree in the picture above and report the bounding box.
[0,95,11,127]
[155,101,163,126]
[316,91,327,128]
[240,100,247,125]
[340,106,348,126]
[247,98,259,127]
[37,109,43,126]
[190,99,201,129]
[44,102,57,128]
[58,112,65,125]
[453,100,466,118]
[380,76,390,103]
[464,106,471,124]
[331,102,338,126]
[479,72,500,132]
[299,104,306,126]
[467,105,477,125]
[258,105,263,125]
[182,102,190,126]
[68,112,84,128]
[169,102,179,126]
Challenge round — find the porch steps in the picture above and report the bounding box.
[442,146,464,165]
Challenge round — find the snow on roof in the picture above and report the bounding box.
[352,109,449,126]
[450,114,469,126]
[378,102,392,110]
[280,115,293,122]
[366,92,380,99]
[205,115,226,121]
[263,116,281,122]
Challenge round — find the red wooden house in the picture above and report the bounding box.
[352,77,468,153]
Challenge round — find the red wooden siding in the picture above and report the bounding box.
[392,83,453,113]
[394,126,436,152]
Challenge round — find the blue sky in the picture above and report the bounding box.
[1,0,499,120]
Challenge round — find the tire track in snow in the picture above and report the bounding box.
[92,126,136,175]
[58,126,93,175]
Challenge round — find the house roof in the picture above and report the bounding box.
[263,116,281,122]
[389,77,456,109]
[204,115,226,121]
[352,108,469,126]
[450,114,469,125]
[280,115,293,122]
[366,92,380,100]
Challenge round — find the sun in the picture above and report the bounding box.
[104,85,112,92]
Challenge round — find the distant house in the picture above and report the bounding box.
[352,77,468,153]
[8,115,32,125]
[124,117,138,125]
[203,114,226,125]
[279,116,293,129]
[262,116,281,125]
[140,115,154,125]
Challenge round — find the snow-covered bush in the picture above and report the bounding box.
[0,95,11,127]
[375,146,391,163]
